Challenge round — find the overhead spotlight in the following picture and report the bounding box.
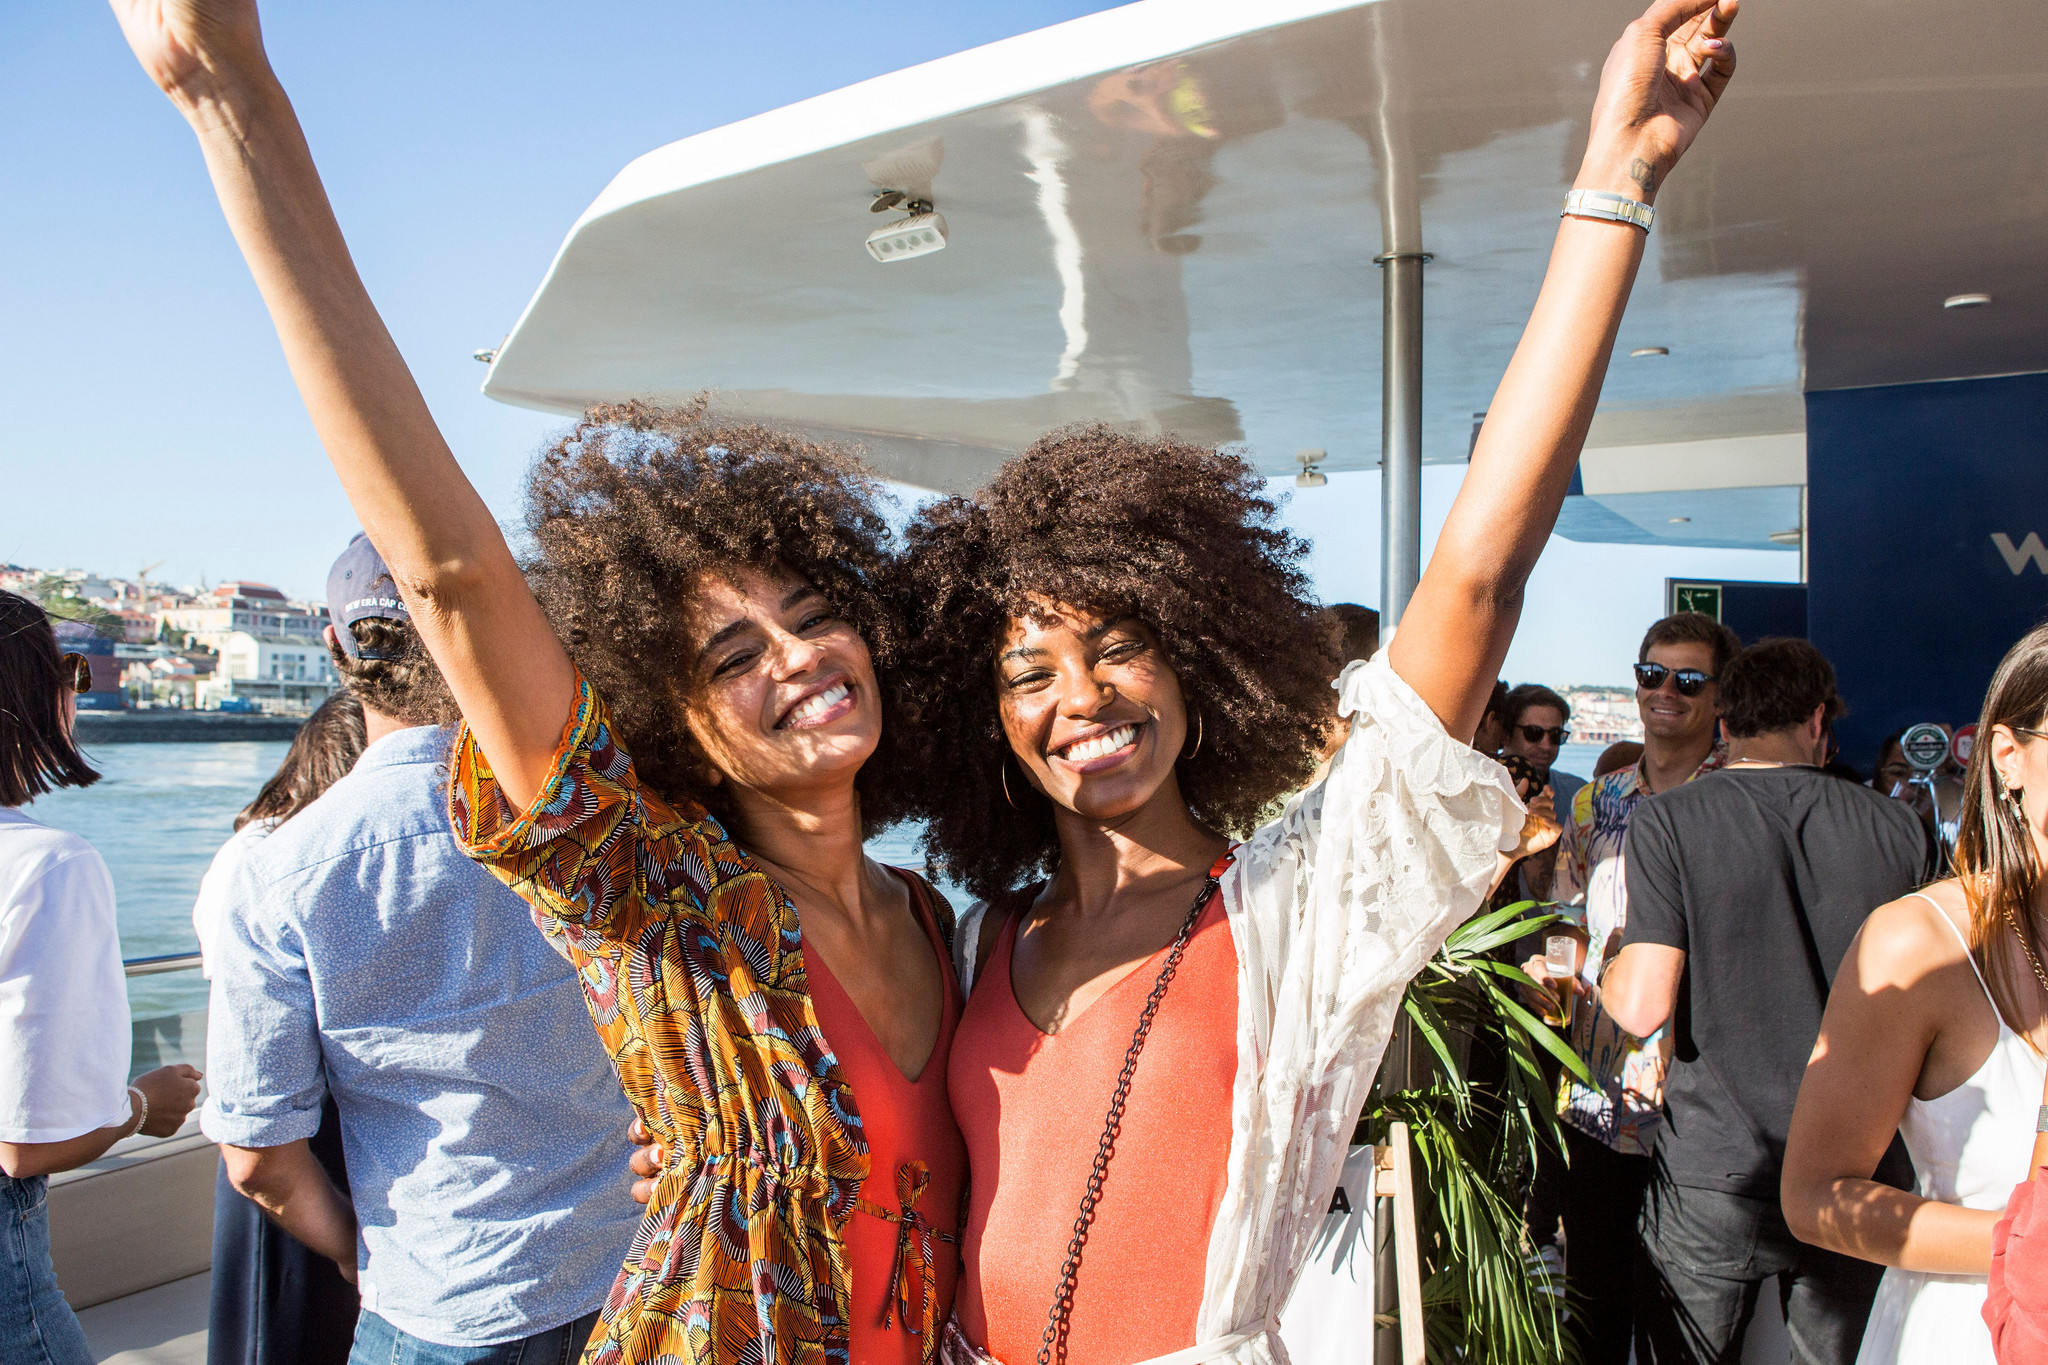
[1944,293,1992,309]
[1295,448,1328,488]
[1631,346,1670,357]
[866,197,947,263]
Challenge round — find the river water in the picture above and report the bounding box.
[29,738,1602,1073]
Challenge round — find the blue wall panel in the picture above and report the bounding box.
[1808,371,2048,767]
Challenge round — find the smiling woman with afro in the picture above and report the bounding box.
[893,425,1335,901]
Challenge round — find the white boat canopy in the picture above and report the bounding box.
[480,0,2048,553]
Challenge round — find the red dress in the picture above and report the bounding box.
[805,872,969,1365]
[948,868,1239,1365]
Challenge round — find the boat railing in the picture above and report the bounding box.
[125,951,204,977]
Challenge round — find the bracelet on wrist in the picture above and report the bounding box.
[1562,188,1654,233]
[121,1085,148,1140]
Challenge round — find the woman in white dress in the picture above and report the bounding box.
[1784,621,2048,1364]
[895,6,1742,1362]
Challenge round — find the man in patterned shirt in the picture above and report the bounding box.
[1538,611,1740,1365]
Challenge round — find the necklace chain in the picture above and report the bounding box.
[2002,900,2048,1005]
[1034,873,1219,1365]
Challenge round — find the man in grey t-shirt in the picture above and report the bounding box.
[1597,638,1929,1365]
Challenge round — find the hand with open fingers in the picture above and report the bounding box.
[133,1064,204,1138]
[1580,0,1739,202]
[108,0,271,109]
[628,1117,665,1206]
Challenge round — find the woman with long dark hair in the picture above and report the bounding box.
[113,4,962,1363]
[196,688,366,1365]
[1784,620,2048,1365]
[893,5,1741,1362]
[0,591,203,1364]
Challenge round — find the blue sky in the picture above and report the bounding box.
[2,1,1794,687]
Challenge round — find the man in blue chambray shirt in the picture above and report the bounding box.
[203,536,641,1363]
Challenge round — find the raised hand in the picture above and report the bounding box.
[1580,0,1739,202]
[108,0,269,107]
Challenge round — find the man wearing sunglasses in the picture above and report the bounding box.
[1529,611,1741,1364]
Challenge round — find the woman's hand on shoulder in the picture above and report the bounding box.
[1579,0,1738,202]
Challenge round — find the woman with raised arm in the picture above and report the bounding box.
[112,6,964,1365]
[894,5,1739,1363]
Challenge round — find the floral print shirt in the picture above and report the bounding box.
[1551,741,1727,1155]
[450,675,874,1365]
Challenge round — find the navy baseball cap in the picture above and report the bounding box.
[325,533,411,661]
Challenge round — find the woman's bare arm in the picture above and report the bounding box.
[1782,897,2000,1275]
[109,0,573,807]
[1389,0,1736,738]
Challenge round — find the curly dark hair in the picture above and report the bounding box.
[894,425,1331,900]
[328,618,457,728]
[522,400,914,836]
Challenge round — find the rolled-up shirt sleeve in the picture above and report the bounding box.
[201,854,326,1149]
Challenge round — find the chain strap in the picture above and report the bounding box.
[1035,874,1220,1365]
[2002,900,2048,1004]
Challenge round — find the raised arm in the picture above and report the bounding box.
[110,0,574,806]
[1388,0,1737,738]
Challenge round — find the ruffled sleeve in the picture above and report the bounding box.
[447,671,715,960]
[1196,656,1524,1355]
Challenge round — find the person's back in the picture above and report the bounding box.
[207,721,640,1344]
[1624,765,1927,1189]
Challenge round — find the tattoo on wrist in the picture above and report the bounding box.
[1629,158,1659,198]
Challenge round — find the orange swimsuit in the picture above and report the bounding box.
[948,885,1239,1365]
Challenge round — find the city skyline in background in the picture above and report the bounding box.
[3,0,1798,688]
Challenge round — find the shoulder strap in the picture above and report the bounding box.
[894,869,957,955]
[961,882,1042,998]
[1914,889,1999,1009]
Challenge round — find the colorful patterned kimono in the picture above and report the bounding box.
[449,674,869,1365]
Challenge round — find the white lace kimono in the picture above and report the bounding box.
[950,657,1523,1365]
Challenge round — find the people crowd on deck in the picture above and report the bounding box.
[10,1,2048,1364]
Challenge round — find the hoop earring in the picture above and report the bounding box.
[1182,711,1204,760]
[1001,756,1019,810]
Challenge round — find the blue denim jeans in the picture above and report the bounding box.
[0,1173,95,1365]
[348,1309,602,1365]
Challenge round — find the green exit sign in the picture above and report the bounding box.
[1670,582,1723,621]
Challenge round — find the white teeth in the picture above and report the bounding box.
[1060,724,1137,763]
[787,682,849,726]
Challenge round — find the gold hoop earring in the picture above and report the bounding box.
[1001,757,1019,810]
[1182,711,1204,760]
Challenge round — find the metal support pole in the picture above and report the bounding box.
[1377,252,1428,628]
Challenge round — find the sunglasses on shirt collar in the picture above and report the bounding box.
[58,652,91,695]
[1517,723,1570,745]
[1634,662,1715,697]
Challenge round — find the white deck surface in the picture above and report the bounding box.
[79,1271,208,1365]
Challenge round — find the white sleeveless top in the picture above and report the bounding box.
[1856,893,2048,1365]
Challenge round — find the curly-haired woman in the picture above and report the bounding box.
[892,6,1740,1363]
[114,5,962,1365]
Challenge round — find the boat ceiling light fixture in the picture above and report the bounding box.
[866,192,947,263]
[1944,292,1993,309]
[1631,346,1670,357]
[1295,447,1328,489]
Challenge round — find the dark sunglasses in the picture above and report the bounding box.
[1517,723,1570,745]
[1635,662,1715,697]
[58,652,91,695]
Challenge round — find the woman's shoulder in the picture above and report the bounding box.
[0,811,112,920]
[1849,879,1974,986]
